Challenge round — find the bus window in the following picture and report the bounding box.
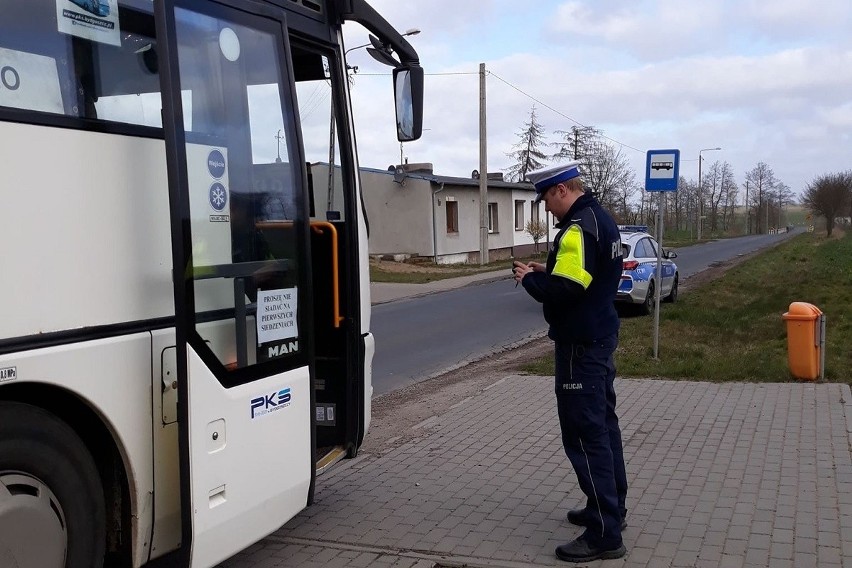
[170,6,306,375]
[0,0,161,127]
[293,52,345,221]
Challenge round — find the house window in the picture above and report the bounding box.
[531,200,540,223]
[488,202,499,233]
[514,200,524,231]
[446,200,459,233]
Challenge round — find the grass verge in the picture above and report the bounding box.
[520,231,851,383]
[370,252,547,284]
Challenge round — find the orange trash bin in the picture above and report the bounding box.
[781,302,825,381]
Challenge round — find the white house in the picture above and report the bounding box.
[340,163,554,264]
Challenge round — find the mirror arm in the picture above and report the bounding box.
[335,0,420,66]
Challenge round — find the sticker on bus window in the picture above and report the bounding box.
[0,49,63,114]
[56,0,121,47]
[256,288,299,345]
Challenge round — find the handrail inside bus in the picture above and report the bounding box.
[256,220,343,329]
[310,221,343,329]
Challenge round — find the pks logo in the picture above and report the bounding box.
[250,387,292,419]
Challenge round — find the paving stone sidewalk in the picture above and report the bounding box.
[219,377,852,568]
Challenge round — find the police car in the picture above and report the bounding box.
[616,226,678,314]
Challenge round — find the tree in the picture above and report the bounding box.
[504,105,548,182]
[744,162,777,234]
[802,172,852,237]
[525,219,548,252]
[551,126,601,162]
[769,183,796,230]
[703,161,737,233]
[550,126,635,208]
[581,141,636,210]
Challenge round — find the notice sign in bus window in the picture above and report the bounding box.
[0,48,63,114]
[257,288,298,344]
[56,0,121,47]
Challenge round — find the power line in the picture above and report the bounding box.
[354,67,644,154]
[354,71,478,76]
[486,69,644,154]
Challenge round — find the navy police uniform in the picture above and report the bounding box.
[521,187,628,552]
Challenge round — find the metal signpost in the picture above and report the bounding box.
[645,149,680,359]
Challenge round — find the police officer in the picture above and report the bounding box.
[513,161,628,563]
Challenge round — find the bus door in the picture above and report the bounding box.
[155,0,313,565]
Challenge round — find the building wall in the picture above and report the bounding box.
[435,186,480,260]
[510,189,553,256]
[357,169,435,257]
[351,167,540,263]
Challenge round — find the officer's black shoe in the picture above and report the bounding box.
[566,508,627,531]
[555,535,627,563]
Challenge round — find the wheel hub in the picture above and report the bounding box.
[0,472,67,568]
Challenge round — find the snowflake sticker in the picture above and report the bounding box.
[209,182,228,211]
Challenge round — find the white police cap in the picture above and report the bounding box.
[527,160,582,202]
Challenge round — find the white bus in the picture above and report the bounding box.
[0,0,423,566]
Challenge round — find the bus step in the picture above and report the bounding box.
[315,446,346,475]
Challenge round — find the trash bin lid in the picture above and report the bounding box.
[782,301,822,321]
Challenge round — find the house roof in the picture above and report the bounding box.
[356,164,536,193]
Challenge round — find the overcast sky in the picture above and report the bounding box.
[341,0,852,199]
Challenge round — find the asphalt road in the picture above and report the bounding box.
[371,229,804,396]
[667,228,803,277]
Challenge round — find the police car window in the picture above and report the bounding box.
[636,239,652,258]
[646,239,658,257]
[0,1,160,128]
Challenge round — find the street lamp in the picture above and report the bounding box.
[697,147,721,241]
[344,28,420,72]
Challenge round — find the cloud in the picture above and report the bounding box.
[342,1,852,197]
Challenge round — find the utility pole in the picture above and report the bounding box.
[745,180,749,234]
[573,127,579,160]
[275,129,284,163]
[697,155,703,240]
[479,63,489,265]
[327,109,336,212]
[764,186,769,234]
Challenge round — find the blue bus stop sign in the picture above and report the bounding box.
[645,149,680,192]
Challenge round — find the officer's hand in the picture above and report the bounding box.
[528,261,545,273]
[513,260,532,283]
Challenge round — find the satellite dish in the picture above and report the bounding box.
[367,46,399,67]
[471,169,480,179]
[393,165,407,185]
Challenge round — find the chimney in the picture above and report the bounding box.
[401,162,433,174]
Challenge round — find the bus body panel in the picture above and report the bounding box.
[0,334,156,567]
[150,330,183,562]
[0,122,174,339]
[185,346,311,568]
[0,0,423,563]
[361,331,374,434]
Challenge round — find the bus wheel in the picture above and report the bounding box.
[0,401,106,568]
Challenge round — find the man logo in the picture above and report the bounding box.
[250,387,292,419]
[267,340,298,358]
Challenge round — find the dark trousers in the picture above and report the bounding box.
[554,334,627,548]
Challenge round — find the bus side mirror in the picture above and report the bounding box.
[393,65,423,142]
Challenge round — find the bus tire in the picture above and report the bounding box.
[0,401,106,568]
